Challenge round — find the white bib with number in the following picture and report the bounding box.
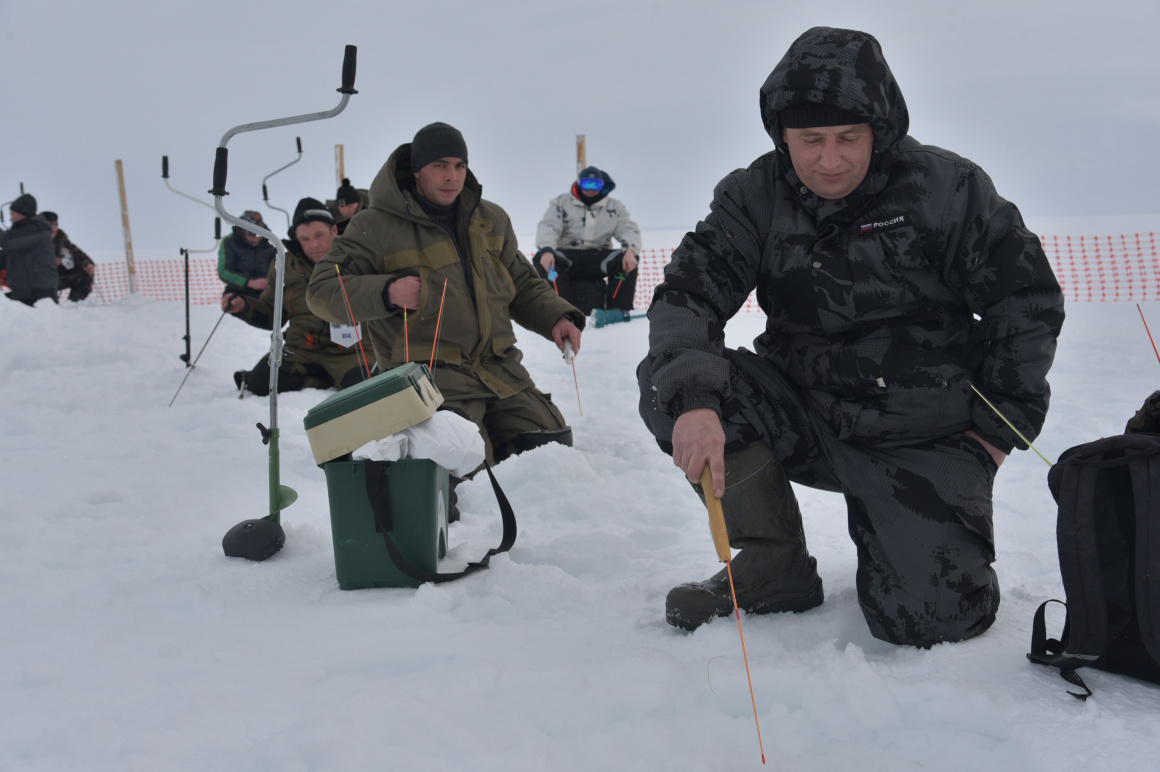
[329,323,361,348]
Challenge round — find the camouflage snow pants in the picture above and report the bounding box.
[638,347,1000,647]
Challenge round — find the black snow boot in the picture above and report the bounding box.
[666,443,823,631]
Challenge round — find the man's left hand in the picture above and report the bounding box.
[551,316,581,355]
[622,249,637,273]
[965,429,1007,468]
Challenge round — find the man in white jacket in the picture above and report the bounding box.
[534,166,641,315]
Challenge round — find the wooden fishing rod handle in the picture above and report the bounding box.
[701,466,731,563]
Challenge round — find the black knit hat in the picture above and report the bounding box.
[41,211,58,223]
[779,102,862,129]
[335,178,359,207]
[410,122,468,171]
[10,193,37,217]
[292,197,335,229]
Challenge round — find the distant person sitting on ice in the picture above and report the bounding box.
[218,210,276,299]
[0,194,59,306]
[638,27,1065,646]
[42,211,95,302]
[534,166,641,315]
[222,198,371,396]
[329,178,369,236]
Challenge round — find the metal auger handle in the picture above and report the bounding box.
[339,45,357,94]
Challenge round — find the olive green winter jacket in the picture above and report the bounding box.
[233,244,367,384]
[306,143,581,400]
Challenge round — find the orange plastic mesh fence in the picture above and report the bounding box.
[84,233,1160,307]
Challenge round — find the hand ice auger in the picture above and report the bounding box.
[261,137,303,231]
[214,45,357,560]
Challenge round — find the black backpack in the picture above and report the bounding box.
[1027,431,1160,699]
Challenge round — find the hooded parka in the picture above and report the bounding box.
[535,169,641,255]
[306,144,582,401]
[641,27,1064,454]
[0,215,58,303]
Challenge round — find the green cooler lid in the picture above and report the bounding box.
[302,362,438,430]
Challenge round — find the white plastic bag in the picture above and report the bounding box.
[353,410,484,477]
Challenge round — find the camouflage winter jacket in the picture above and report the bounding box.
[53,229,94,289]
[535,179,641,255]
[306,143,582,400]
[642,27,1064,453]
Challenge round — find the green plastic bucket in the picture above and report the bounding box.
[322,458,448,590]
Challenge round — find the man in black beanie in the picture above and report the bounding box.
[223,197,369,396]
[638,27,1064,646]
[330,178,369,235]
[1,193,59,305]
[307,122,584,473]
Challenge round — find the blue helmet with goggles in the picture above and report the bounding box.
[576,166,614,197]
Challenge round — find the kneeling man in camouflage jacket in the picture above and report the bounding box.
[639,27,1065,646]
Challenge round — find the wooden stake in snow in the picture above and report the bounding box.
[114,160,137,294]
[701,465,766,766]
[335,144,345,188]
[576,134,586,175]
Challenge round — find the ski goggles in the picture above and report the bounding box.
[578,177,604,192]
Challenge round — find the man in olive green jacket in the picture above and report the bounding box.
[306,122,583,465]
[225,198,371,396]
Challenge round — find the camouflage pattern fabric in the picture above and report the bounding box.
[642,349,999,645]
[637,27,1064,645]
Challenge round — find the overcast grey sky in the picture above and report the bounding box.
[2,0,1158,251]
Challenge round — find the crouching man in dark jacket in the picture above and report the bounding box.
[0,194,59,306]
[638,27,1065,646]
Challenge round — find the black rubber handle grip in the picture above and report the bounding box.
[210,147,228,196]
[262,184,269,201]
[296,137,302,154]
[339,45,358,94]
[214,217,221,239]
[162,155,169,179]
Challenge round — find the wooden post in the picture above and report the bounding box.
[114,160,137,294]
[576,134,586,175]
[335,144,345,187]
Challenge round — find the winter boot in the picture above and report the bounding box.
[665,443,823,631]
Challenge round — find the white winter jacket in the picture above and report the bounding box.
[535,191,641,254]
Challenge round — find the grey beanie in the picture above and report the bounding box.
[410,122,468,171]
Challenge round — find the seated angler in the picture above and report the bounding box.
[223,198,371,396]
[534,166,641,316]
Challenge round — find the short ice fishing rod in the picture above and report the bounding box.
[262,137,303,231]
[214,44,358,560]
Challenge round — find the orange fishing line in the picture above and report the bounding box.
[335,265,372,379]
[430,278,448,369]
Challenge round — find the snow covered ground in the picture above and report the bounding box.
[2,290,1159,771]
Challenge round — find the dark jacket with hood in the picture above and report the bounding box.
[218,226,277,297]
[306,143,582,400]
[0,215,59,300]
[641,27,1064,453]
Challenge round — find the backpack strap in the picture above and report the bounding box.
[1131,447,1160,664]
[1053,456,1111,659]
[1026,599,1095,700]
[364,460,516,584]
